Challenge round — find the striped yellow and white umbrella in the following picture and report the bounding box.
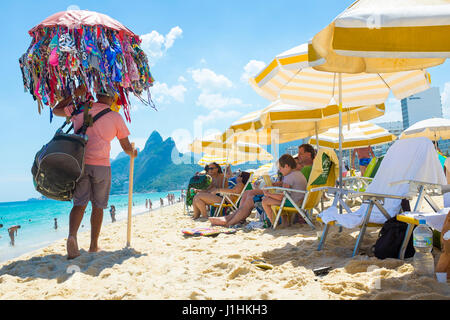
[249,41,430,107]
[311,0,449,74]
[309,121,397,150]
[220,100,386,145]
[197,154,232,166]
[400,118,450,141]
[191,135,273,166]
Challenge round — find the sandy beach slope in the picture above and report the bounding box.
[0,199,449,300]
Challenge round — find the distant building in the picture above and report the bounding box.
[401,87,443,130]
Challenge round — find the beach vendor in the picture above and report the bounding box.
[351,146,375,176]
[192,171,250,219]
[53,86,137,260]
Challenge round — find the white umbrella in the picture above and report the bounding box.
[400,118,450,141]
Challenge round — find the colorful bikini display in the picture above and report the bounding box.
[19,10,155,122]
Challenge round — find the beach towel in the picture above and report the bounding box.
[181,227,236,237]
[319,137,446,228]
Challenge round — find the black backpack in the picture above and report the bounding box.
[373,217,416,259]
[31,105,111,201]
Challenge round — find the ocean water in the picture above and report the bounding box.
[0,190,181,263]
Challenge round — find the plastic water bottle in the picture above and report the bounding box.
[413,220,435,277]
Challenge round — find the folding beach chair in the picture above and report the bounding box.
[392,181,450,259]
[211,172,254,217]
[264,148,340,230]
[342,156,384,193]
[317,137,446,257]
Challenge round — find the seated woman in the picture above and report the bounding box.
[192,169,250,219]
[210,155,306,227]
[262,154,307,227]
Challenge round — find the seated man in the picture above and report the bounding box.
[262,154,307,228]
[209,155,306,228]
[296,144,315,181]
[192,171,250,219]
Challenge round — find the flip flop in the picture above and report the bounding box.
[251,259,273,270]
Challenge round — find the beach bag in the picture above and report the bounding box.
[31,106,111,201]
[185,174,212,206]
[373,217,416,259]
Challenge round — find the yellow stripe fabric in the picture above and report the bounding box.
[309,121,396,150]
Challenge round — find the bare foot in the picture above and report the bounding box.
[209,217,227,226]
[88,246,101,253]
[67,236,80,260]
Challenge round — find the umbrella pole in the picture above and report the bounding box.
[315,122,319,151]
[127,142,135,247]
[338,73,343,216]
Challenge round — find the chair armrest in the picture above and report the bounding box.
[348,191,413,201]
[311,186,357,196]
[342,177,373,182]
[217,191,240,197]
[263,187,307,194]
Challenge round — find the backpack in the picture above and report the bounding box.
[185,174,212,206]
[373,217,416,259]
[31,105,111,201]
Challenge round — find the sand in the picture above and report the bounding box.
[0,198,449,300]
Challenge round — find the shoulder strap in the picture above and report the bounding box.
[75,108,112,135]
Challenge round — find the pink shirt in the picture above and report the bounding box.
[64,102,130,167]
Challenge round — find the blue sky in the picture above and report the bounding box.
[1,0,450,202]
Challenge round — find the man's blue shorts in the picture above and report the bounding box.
[359,158,371,167]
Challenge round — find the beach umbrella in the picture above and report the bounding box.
[219,100,386,160]
[190,133,273,165]
[311,0,450,74]
[20,9,155,121]
[249,41,430,189]
[197,154,232,166]
[309,121,396,150]
[400,118,450,141]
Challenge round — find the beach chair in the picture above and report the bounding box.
[264,148,340,230]
[392,181,450,259]
[211,172,254,217]
[341,156,383,193]
[317,137,446,257]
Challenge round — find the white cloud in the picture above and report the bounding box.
[196,92,244,109]
[240,60,266,83]
[110,137,147,159]
[195,109,242,125]
[140,26,183,66]
[178,76,187,83]
[190,68,233,92]
[151,81,187,104]
[441,82,450,118]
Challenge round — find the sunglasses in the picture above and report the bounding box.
[206,166,218,171]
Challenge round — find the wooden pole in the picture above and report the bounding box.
[127,142,135,247]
